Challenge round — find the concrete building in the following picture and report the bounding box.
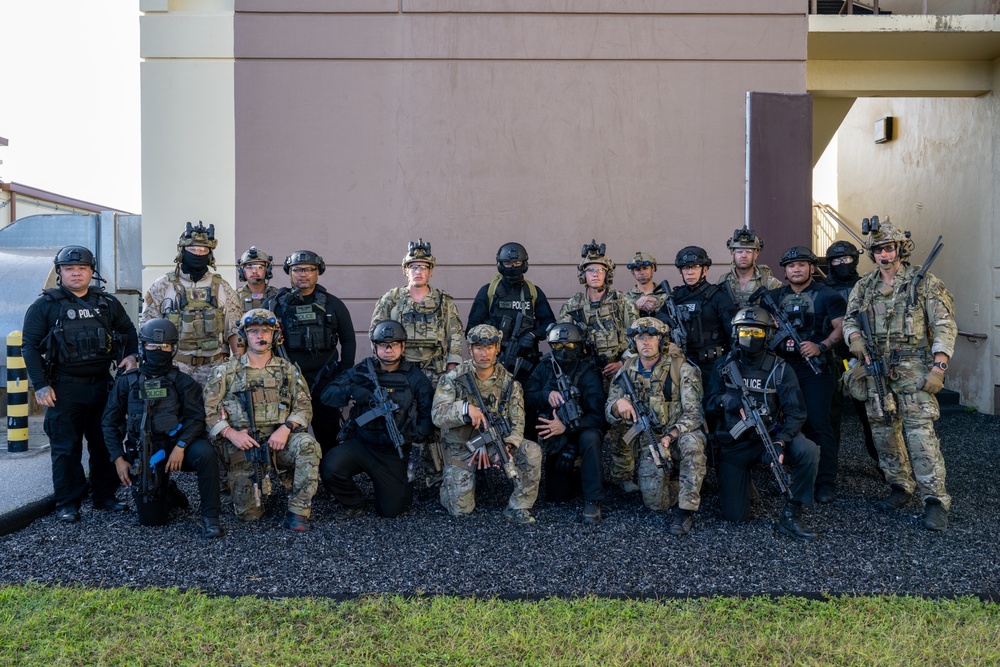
[139,1,1000,412]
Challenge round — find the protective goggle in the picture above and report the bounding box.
[628,326,663,338]
[736,326,766,339]
[551,342,578,351]
[872,243,898,254]
[627,261,653,270]
[143,342,174,351]
[468,334,501,345]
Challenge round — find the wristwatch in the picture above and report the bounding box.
[932,361,949,371]
[283,420,298,432]
[817,342,828,354]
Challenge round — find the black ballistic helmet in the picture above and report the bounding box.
[826,240,861,261]
[371,320,407,344]
[779,246,818,267]
[283,250,326,275]
[54,245,97,268]
[496,242,529,276]
[675,246,712,268]
[139,318,179,345]
[546,322,584,345]
[731,306,774,332]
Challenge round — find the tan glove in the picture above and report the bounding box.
[921,371,944,395]
[849,362,867,382]
[848,335,866,359]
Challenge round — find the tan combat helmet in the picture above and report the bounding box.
[402,238,436,269]
[174,221,218,266]
[578,240,616,285]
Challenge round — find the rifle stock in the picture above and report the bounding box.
[855,309,895,425]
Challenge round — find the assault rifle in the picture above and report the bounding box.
[236,383,273,508]
[908,235,944,306]
[500,305,526,372]
[656,280,688,351]
[719,359,793,498]
[751,287,822,375]
[614,368,670,470]
[855,309,895,426]
[356,357,406,460]
[545,353,582,432]
[460,358,522,480]
[129,377,168,503]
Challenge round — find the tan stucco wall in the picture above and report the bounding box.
[834,64,999,412]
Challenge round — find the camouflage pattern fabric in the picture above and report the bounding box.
[225,431,320,520]
[557,289,639,362]
[236,284,279,314]
[718,265,783,308]
[605,355,707,511]
[370,286,464,376]
[843,265,956,510]
[431,359,541,515]
[624,286,667,315]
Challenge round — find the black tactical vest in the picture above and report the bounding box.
[488,281,535,347]
[273,286,338,353]
[125,370,183,441]
[43,287,118,367]
[351,362,419,443]
[721,354,779,427]
[674,281,726,354]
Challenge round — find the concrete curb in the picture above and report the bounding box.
[0,495,55,536]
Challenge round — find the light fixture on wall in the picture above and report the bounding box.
[874,116,894,144]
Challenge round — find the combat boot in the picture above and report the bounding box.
[875,485,911,512]
[669,509,693,537]
[921,499,948,531]
[618,480,640,495]
[582,501,602,525]
[281,512,311,532]
[503,507,536,525]
[775,501,816,541]
[201,517,225,539]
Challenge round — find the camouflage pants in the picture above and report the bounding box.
[177,357,228,388]
[866,357,950,510]
[226,431,321,520]
[439,439,542,516]
[608,422,637,485]
[637,431,707,511]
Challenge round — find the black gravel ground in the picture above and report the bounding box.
[1,409,997,598]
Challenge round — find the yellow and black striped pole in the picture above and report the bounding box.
[6,330,29,453]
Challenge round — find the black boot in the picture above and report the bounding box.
[582,501,602,525]
[875,485,911,512]
[669,508,693,537]
[922,498,948,531]
[201,517,225,539]
[775,501,816,541]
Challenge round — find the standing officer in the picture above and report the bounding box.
[431,325,542,524]
[265,250,356,454]
[102,318,224,538]
[203,309,321,531]
[21,245,138,523]
[370,239,463,484]
[466,242,556,378]
[764,246,846,504]
[659,246,737,380]
[234,246,278,355]
[718,228,782,308]
[140,221,241,386]
[523,323,606,524]
[605,318,707,536]
[624,251,667,316]
[320,320,434,518]
[842,220,956,531]
[823,240,877,464]
[706,307,819,541]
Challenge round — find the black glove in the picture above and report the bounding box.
[517,332,536,352]
[720,393,741,412]
[349,384,373,406]
[555,442,578,472]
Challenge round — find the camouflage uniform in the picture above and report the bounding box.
[431,359,542,515]
[203,354,321,520]
[605,352,707,511]
[718,265,783,309]
[624,285,667,315]
[142,272,241,386]
[843,264,956,510]
[558,291,639,378]
[236,284,279,314]
[370,287,464,382]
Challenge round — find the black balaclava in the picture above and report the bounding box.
[142,349,174,376]
[181,248,212,282]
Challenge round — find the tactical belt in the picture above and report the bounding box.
[889,348,930,366]
[696,346,725,363]
[175,353,227,367]
[54,373,110,384]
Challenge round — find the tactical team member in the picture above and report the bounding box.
[658,246,737,379]
[204,309,321,531]
[432,325,543,524]
[706,307,819,541]
[605,318,707,536]
[102,319,224,538]
[370,240,463,484]
[265,250,356,454]
[140,222,241,386]
[22,246,139,523]
[320,320,434,518]
[466,242,556,379]
[718,228,782,308]
[764,247,846,504]
[559,241,639,493]
[235,246,278,313]
[843,220,956,531]
[624,251,667,315]
[523,323,607,524]
[823,240,877,464]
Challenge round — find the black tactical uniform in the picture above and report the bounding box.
[266,283,355,453]
[21,249,138,520]
[659,280,737,379]
[102,365,222,531]
[320,356,434,518]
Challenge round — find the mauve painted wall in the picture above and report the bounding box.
[233,2,807,350]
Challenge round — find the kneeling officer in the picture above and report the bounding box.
[102,318,224,538]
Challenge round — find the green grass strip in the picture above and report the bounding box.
[0,584,997,666]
